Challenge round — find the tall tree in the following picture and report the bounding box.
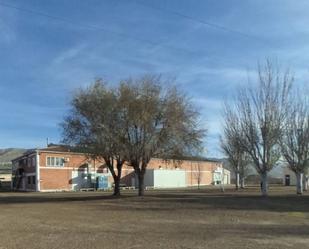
[118,75,205,196]
[280,90,309,194]
[220,104,250,190]
[61,80,127,196]
[234,61,292,196]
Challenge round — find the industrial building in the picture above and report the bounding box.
[11,145,230,192]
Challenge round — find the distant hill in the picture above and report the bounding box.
[0,148,27,173]
[0,148,27,162]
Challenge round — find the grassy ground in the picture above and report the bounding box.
[0,186,308,249]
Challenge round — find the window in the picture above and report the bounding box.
[47,157,64,167]
[28,176,31,184]
[32,176,36,185]
[31,157,36,167]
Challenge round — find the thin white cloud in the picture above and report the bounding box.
[186,66,256,83]
[52,44,87,65]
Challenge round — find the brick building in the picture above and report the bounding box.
[11,145,230,192]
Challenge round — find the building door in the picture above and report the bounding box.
[285,175,290,186]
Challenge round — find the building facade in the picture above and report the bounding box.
[11,146,230,192]
[283,166,309,186]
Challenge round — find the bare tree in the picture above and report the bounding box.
[62,76,204,196]
[239,154,251,189]
[280,90,309,194]
[118,75,205,196]
[221,104,250,190]
[61,80,127,196]
[234,61,292,196]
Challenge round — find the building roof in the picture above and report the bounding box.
[12,145,223,164]
[160,156,222,163]
[11,144,79,162]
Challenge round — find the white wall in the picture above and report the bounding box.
[154,169,186,188]
[143,169,186,188]
[213,167,231,185]
[223,169,230,185]
[144,170,154,187]
[144,168,231,188]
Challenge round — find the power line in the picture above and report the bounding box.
[132,0,269,45]
[0,1,158,46]
[0,1,211,57]
[0,0,268,62]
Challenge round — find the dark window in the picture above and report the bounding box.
[28,176,31,184]
[32,176,36,185]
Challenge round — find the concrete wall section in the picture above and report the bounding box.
[144,170,154,187]
[153,169,186,188]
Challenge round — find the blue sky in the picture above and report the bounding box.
[0,0,308,157]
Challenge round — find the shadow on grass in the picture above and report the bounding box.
[0,187,309,213]
[104,223,309,238]
[142,191,309,212]
[0,192,133,204]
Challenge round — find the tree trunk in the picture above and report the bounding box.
[113,161,123,196]
[113,176,121,196]
[138,172,145,196]
[235,172,240,190]
[240,176,245,189]
[296,172,303,195]
[106,159,123,197]
[261,171,268,197]
[303,175,308,191]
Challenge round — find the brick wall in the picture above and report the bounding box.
[35,151,223,191]
[40,168,73,191]
[120,158,222,187]
[38,152,108,191]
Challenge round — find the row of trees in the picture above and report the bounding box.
[61,75,205,196]
[221,61,308,196]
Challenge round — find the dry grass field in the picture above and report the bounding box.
[0,186,309,249]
